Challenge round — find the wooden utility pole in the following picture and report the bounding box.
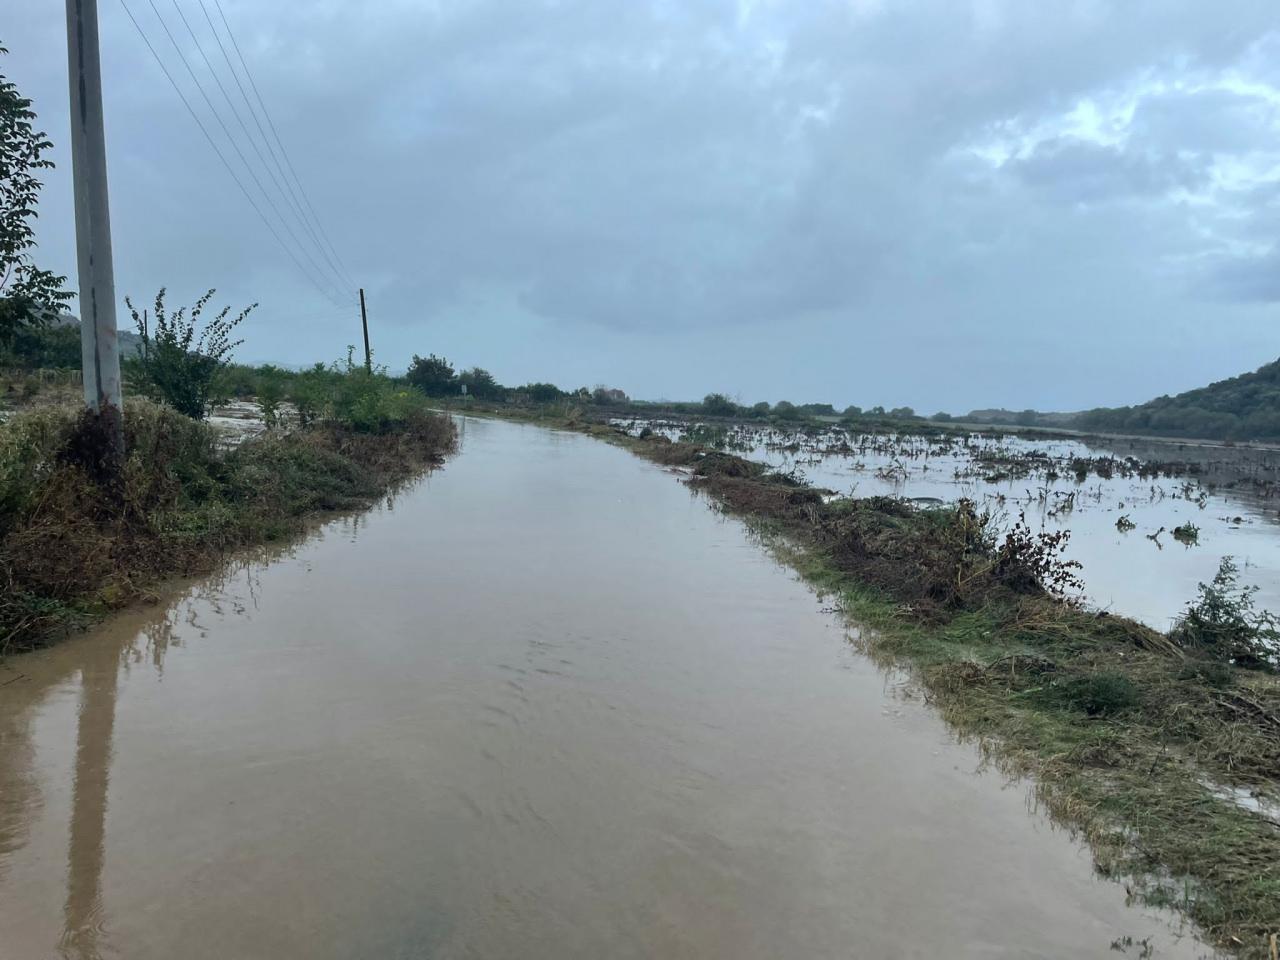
[359,288,371,372]
[66,0,124,459]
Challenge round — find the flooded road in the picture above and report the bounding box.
[0,417,1210,958]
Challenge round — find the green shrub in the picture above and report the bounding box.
[256,368,286,428]
[290,351,432,433]
[213,363,262,399]
[128,288,255,419]
[1172,557,1279,668]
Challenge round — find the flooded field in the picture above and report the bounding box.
[0,417,1214,958]
[614,418,1280,630]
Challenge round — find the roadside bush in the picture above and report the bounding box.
[290,351,432,434]
[128,288,256,419]
[1172,557,1279,668]
[0,405,75,526]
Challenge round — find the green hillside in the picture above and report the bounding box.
[1075,357,1280,441]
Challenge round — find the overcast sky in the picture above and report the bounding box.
[8,1,1280,411]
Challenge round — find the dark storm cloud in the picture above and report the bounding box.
[6,0,1280,409]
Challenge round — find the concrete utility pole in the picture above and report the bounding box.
[359,288,371,372]
[66,0,124,457]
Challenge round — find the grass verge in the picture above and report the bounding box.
[0,399,455,653]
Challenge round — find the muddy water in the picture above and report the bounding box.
[0,417,1211,959]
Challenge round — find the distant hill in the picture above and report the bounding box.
[1074,357,1280,441]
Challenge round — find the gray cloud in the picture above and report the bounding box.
[6,0,1280,411]
[1009,137,1210,204]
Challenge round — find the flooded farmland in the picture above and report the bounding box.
[0,416,1215,958]
[614,418,1280,630]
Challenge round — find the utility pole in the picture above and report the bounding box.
[66,0,124,462]
[359,288,371,372]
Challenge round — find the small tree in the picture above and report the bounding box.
[0,45,73,346]
[406,353,457,396]
[127,288,254,419]
[524,382,563,403]
[459,366,501,399]
[702,393,737,417]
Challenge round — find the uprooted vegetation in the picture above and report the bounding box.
[580,429,1280,957]
[0,397,455,654]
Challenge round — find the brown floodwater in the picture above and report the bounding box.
[0,416,1215,959]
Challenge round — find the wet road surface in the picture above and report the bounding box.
[0,416,1210,958]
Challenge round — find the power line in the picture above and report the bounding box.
[210,0,358,291]
[191,0,350,291]
[147,0,347,303]
[117,0,345,307]
[165,0,349,299]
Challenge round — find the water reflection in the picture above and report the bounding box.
[0,668,39,887]
[59,644,119,960]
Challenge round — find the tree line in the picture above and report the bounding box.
[1074,358,1280,441]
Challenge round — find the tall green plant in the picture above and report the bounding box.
[127,288,255,419]
[0,44,73,344]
